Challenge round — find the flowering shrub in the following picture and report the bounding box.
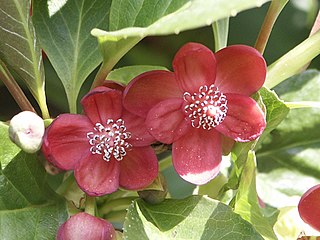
[1,1,320,239]
[123,43,266,184]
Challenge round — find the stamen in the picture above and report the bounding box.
[87,119,132,161]
[183,84,228,130]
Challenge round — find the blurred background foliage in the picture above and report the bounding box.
[0,1,318,121]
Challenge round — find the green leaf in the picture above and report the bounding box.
[257,70,320,208]
[0,122,20,169]
[212,18,229,52]
[107,65,167,85]
[0,140,67,238]
[0,0,49,118]
[32,0,111,113]
[91,0,270,87]
[234,151,277,240]
[123,196,263,239]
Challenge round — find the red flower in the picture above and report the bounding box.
[42,87,158,196]
[123,43,266,185]
[56,212,115,240]
[298,184,320,231]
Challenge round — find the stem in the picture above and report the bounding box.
[0,59,36,114]
[212,18,229,52]
[265,30,320,88]
[90,61,112,90]
[159,155,172,172]
[255,0,289,54]
[85,195,96,216]
[285,101,320,109]
[99,197,137,215]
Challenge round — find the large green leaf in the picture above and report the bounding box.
[0,0,48,118]
[0,123,67,239]
[257,70,320,208]
[123,196,263,239]
[234,151,277,240]
[32,0,111,113]
[91,0,270,87]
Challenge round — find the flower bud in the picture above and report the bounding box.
[8,111,45,153]
[138,173,168,204]
[57,212,116,240]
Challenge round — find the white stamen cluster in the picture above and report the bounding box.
[183,84,228,130]
[87,119,131,161]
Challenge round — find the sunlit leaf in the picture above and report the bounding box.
[124,196,263,239]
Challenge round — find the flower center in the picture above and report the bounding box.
[87,119,131,161]
[183,84,228,130]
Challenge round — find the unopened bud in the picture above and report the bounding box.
[8,111,45,153]
[138,173,168,204]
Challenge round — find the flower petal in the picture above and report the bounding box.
[216,93,266,142]
[81,86,122,124]
[173,42,216,93]
[172,128,222,185]
[102,80,126,91]
[74,154,120,196]
[298,184,320,231]
[119,146,158,190]
[146,98,190,144]
[57,212,115,240]
[123,70,182,117]
[42,114,92,170]
[122,108,155,147]
[214,45,266,96]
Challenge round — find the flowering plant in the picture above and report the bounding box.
[1,0,320,239]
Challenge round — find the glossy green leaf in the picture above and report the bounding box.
[123,196,263,239]
[0,0,49,118]
[32,0,111,113]
[257,70,320,208]
[107,65,167,85]
[234,151,277,240]
[0,137,67,239]
[91,0,270,87]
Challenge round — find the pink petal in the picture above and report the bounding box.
[119,146,158,190]
[146,98,191,144]
[57,212,115,240]
[74,154,120,196]
[81,86,122,124]
[222,135,235,156]
[121,108,155,147]
[215,93,266,142]
[42,114,92,170]
[173,42,216,93]
[123,70,182,117]
[214,45,266,96]
[298,184,320,231]
[172,128,222,185]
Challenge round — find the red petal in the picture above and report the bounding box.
[57,212,115,240]
[216,93,266,142]
[214,45,266,96]
[172,128,222,185]
[119,146,158,190]
[222,136,235,156]
[123,70,182,117]
[102,80,126,91]
[42,114,92,170]
[298,184,320,231]
[74,154,120,196]
[122,108,155,147]
[146,98,190,144]
[81,86,122,124]
[173,42,216,93]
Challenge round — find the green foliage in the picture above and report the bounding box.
[257,70,320,207]
[123,196,263,239]
[0,122,67,239]
[32,0,111,113]
[0,122,20,169]
[234,151,277,240]
[0,0,48,117]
